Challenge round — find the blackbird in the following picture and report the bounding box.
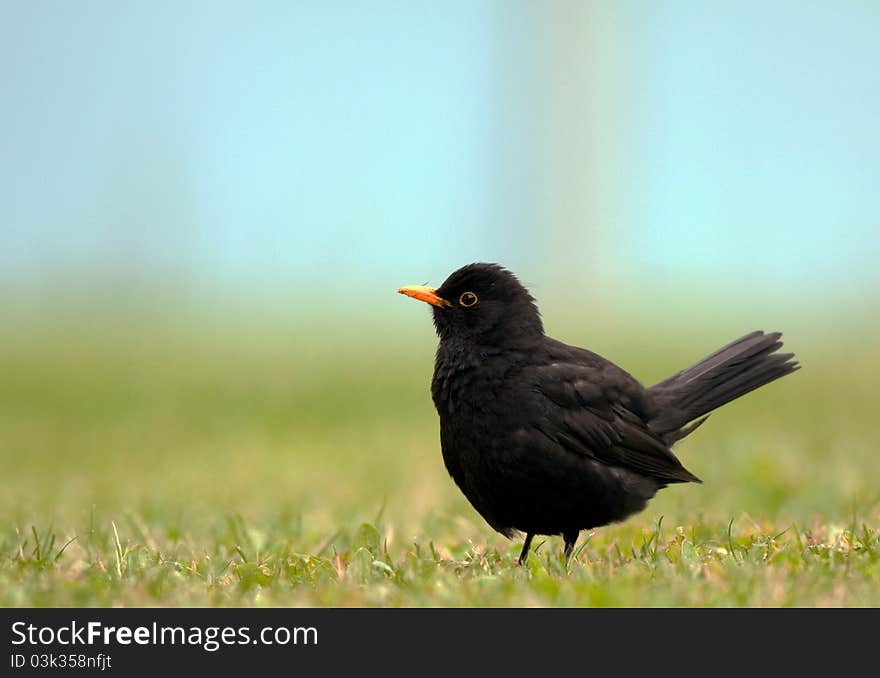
[398,262,799,565]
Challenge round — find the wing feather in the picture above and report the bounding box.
[529,361,700,484]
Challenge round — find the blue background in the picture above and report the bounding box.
[3,2,877,310]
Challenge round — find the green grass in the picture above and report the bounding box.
[6,513,878,607]
[2,307,879,606]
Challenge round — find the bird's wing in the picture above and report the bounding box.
[526,360,700,484]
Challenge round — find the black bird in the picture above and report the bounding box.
[398,263,799,565]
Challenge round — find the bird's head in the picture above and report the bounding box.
[398,263,543,345]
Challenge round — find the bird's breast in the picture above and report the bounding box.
[431,349,534,482]
[431,345,520,418]
[430,349,543,535]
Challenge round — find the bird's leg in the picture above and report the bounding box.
[563,531,579,565]
[517,533,534,565]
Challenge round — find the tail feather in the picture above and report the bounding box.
[648,331,799,442]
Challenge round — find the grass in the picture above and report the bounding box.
[1,304,879,606]
[5,513,878,607]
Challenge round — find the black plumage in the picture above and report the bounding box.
[398,263,799,564]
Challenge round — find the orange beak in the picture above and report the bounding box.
[397,285,451,308]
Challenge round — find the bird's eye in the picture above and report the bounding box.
[459,292,478,307]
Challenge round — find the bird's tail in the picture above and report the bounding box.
[647,331,799,444]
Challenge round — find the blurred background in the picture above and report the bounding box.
[2,2,878,540]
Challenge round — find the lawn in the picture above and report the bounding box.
[2,302,878,606]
